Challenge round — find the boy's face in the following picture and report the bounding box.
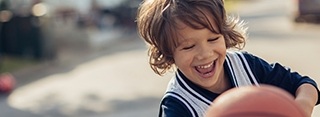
[173,20,227,92]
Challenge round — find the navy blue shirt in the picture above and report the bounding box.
[158,51,320,117]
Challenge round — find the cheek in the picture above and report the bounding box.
[173,51,192,68]
[217,45,227,54]
[216,38,227,53]
[173,53,183,67]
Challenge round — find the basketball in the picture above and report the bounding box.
[205,85,307,117]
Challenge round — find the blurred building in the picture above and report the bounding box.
[0,0,141,60]
[0,0,49,60]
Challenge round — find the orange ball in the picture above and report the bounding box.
[205,85,306,117]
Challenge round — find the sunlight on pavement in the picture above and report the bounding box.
[7,50,172,116]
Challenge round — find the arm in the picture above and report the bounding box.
[295,83,318,117]
[242,52,320,116]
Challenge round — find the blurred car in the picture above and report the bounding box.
[294,0,320,23]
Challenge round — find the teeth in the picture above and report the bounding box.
[197,62,213,69]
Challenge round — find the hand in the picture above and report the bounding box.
[295,84,318,117]
[295,98,313,117]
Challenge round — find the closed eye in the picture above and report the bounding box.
[182,45,195,50]
[208,37,219,42]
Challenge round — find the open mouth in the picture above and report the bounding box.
[195,61,216,78]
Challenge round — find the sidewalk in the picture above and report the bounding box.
[2,28,172,117]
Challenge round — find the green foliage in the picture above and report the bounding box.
[0,56,38,73]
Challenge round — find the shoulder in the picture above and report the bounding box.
[226,51,258,60]
[160,72,211,116]
[159,76,197,117]
[159,92,194,117]
[226,51,270,67]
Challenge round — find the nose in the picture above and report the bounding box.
[196,44,213,60]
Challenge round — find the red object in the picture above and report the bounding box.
[0,73,15,93]
[205,85,307,117]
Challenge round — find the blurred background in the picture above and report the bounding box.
[0,0,320,117]
[0,0,140,62]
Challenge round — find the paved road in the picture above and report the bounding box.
[1,0,320,117]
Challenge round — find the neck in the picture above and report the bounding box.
[209,67,231,94]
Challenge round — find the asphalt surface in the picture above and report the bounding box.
[1,0,320,117]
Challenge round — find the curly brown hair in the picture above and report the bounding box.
[136,0,247,75]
